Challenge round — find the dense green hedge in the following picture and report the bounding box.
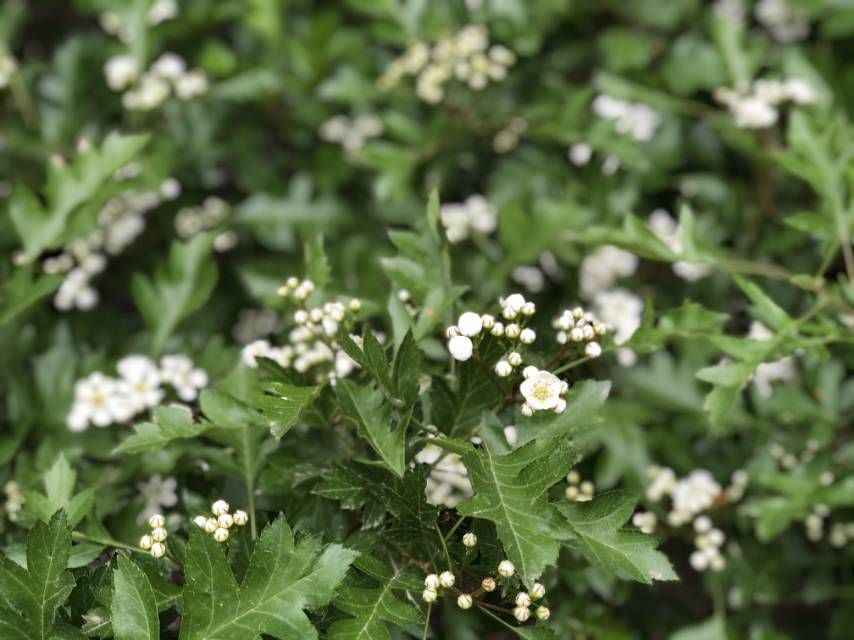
[1,1,853,638]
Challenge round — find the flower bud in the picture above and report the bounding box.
[448,335,473,362]
[193,515,208,528]
[213,527,229,542]
[422,589,437,603]
[463,532,478,548]
[480,314,495,329]
[349,298,361,311]
[439,571,455,588]
[139,534,152,550]
[495,360,512,377]
[445,325,460,339]
[521,403,533,417]
[218,513,234,529]
[530,582,546,600]
[150,542,166,558]
[458,312,483,337]
[490,322,505,336]
[204,518,218,533]
[521,302,536,316]
[515,592,531,607]
[498,560,515,577]
[424,574,440,590]
[519,328,536,344]
[507,351,522,366]
[286,276,299,288]
[505,324,520,339]
[481,577,496,592]
[535,605,550,620]
[151,527,168,542]
[457,594,473,609]
[148,514,165,529]
[570,327,584,342]
[585,341,602,358]
[233,510,248,526]
[211,500,229,516]
[513,606,530,622]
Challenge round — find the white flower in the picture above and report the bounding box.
[174,69,208,100]
[117,355,163,412]
[213,527,229,542]
[54,268,99,311]
[592,288,642,345]
[585,341,602,358]
[515,592,531,607]
[513,606,530,622]
[530,583,546,600]
[68,372,124,429]
[580,245,638,298]
[519,369,565,413]
[519,328,536,344]
[422,589,437,603]
[241,339,272,367]
[457,311,483,337]
[672,470,721,517]
[463,532,477,547]
[748,322,797,397]
[783,78,816,105]
[457,594,473,609]
[568,142,593,166]
[136,475,178,524]
[160,355,208,401]
[123,73,170,110]
[424,574,440,590]
[104,54,139,91]
[439,571,455,588]
[503,425,518,447]
[535,606,550,621]
[448,335,473,361]
[592,95,661,142]
[151,53,186,80]
[150,542,167,558]
[512,265,545,293]
[147,0,178,25]
[439,195,496,242]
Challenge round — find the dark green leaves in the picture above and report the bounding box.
[180,515,357,639]
[456,438,579,585]
[335,379,408,477]
[115,404,207,454]
[0,512,77,639]
[111,557,159,640]
[132,233,219,355]
[24,454,93,527]
[559,492,677,584]
[254,382,321,438]
[328,556,422,640]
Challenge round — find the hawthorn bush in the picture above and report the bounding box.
[1,1,853,639]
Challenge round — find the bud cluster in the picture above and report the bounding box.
[564,471,594,502]
[552,306,606,359]
[192,499,248,543]
[139,513,168,558]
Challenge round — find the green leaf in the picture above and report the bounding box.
[336,379,407,477]
[670,616,727,640]
[391,330,422,406]
[111,556,159,640]
[575,215,677,261]
[0,268,62,326]
[733,275,792,330]
[10,132,149,260]
[180,515,357,639]
[25,454,93,526]
[304,234,331,293]
[131,233,219,355]
[114,405,208,455]
[254,382,321,438]
[328,556,421,640]
[0,512,76,639]
[200,389,260,429]
[558,491,677,584]
[456,438,579,585]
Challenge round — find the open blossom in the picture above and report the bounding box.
[117,355,164,412]
[160,355,208,401]
[67,373,129,431]
[519,368,567,415]
[592,288,642,346]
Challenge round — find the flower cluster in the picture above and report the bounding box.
[0,53,16,89]
[192,499,248,543]
[42,169,180,312]
[421,553,550,625]
[805,504,831,542]
[689,515,727,572]
[415,442,473,508]
[579,245,638,299]
[592,95,661,142]
[175,196,229,239]
[439,195,497,244]
[67,354,207,431]
[100,0,178,40]
[552,306,607,359]
[755,0,810,43]
[105,52,208,111]
[564,471,594,502]
[714,77,816,129]
[445,294,535,366]
[648,209,712,282]
[319,114,383,153]
[379,25,515,103]
[240,277,361,383]
[3,481,24,523]
[139,514,168,559]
